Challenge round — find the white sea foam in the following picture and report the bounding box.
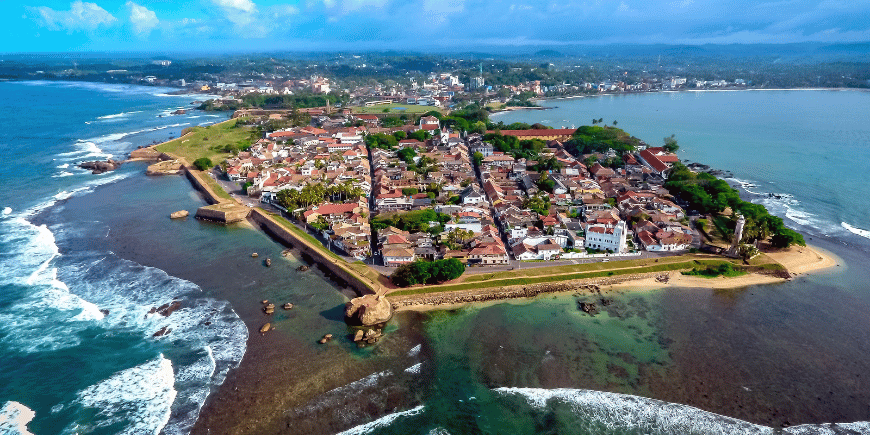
[842,222,870,240]
[496,388,870,435]
[84,123,190,144]
[2,207,11,216]
[53,171,76,178]
[97,111,141,120]
[72,355,177,435]
[57,163,70,169]
[0,401,36,435]
[335,406,425,435]
[404,363,422,374]
[408,344,422,357]
[22,172,132,218]
[0,219,104,352]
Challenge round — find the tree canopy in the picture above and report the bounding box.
[371,209,450,233]
[193,157,213,171]
[390,259,465,287]
[563,125,641,155]
[665,163,805,247]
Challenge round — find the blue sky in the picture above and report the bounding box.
[3,0,869,52]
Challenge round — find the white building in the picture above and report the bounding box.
[584,221,627,253]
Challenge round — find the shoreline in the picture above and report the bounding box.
[393,244,841,312]
[487,87,870,117]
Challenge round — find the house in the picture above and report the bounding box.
[383,248,416,267]
[460,186,487,205]
[419,116,440,131]
[469,141,494,157]
[468,244,509,265]
[303,202,365,224]
[638,147,679,176]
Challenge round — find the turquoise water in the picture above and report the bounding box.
[494,90,870,251]
[0,82,243,434]
[3,84,870,434]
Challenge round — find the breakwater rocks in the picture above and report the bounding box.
[390,272,664,309]
[79,159,121,174]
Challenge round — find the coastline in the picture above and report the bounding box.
[486,87,870,116]
[393,244,841,312]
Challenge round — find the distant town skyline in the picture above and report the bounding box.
[5,0,870,52]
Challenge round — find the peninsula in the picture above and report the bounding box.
[133,104,835,314]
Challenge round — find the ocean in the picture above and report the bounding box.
[2,84,870,435]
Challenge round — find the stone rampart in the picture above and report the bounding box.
[249,209,381,296]
[389,272,666,309]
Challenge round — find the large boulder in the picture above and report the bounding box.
[170,210,189,219]
[80,159,121,174]
[344,294,393,327]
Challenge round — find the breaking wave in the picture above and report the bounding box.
[97,111,142,120]
[496,388,870,435]
[842,222,870,240]
[335,406,426,435]
[71,356,177,435]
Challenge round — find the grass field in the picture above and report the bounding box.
[389,259,740,296]
[156,118,252,163]
[349,104,444,114]
[197,171,234,201]
[390,256,785,297]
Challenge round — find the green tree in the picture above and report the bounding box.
[472,151,484,167]
[663,135,680,153]
[311,215,330,231]
[193,157,213,171]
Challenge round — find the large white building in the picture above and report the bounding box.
[585,221,628,253]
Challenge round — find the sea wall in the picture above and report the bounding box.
[249,209,380,296]
[183,166,222,205]
[389,272,666,309]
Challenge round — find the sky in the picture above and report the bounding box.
[3,0,870,52]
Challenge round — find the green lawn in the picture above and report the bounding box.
[460,255,714,283]
[196,171,234,201]
[349,104,444,114]
[156,118,252,163]
[389,259,778,297]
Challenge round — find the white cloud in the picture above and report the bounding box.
[127,1,159,35]
[212,0,256,13]
[211,0,257,27]
[31,1,117,32]
[422,0,465,26]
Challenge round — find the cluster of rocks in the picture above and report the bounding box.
[353,328,383,346]
[80,159,121,174]
[148,301,182,317]
[683,161,733,178]
[655,273,671,283]
[577,298,614,316]
[297,265,309,271]
[153,326,171,337]
[261,299,294,315]
[318,334,333,344]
